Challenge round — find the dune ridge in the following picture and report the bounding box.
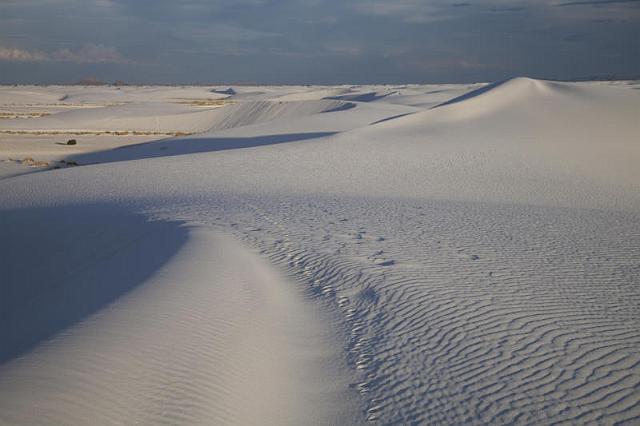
[0,220,363,425]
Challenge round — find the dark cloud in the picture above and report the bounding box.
[556,0,640,6]
[487,6,526,12]
[0,0,638,84]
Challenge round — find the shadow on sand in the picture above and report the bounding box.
[66,132,337,166]
[432,80,503,109]
[0,204,188,364]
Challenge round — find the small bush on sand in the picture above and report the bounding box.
[66,139,77,145]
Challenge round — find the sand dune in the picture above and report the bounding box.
[0,211,361,425]
[200,99,353,131]
[0,102,223,134]
[42,77,633,209]
[0,96,355,136]
[1,78,639,425]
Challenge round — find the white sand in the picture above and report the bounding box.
[1,78,639,425]
[0,221,359,425]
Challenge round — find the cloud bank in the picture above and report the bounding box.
[0,44,128,64]
[0,0,638,83]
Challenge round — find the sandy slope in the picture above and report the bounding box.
[0,217,360,425]
[1,78,639,425]
[18,78,634,209]
[0,99,352,134]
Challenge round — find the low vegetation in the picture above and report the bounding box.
[172,98,228,107]
[0,112,51,119]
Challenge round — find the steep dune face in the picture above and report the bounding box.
[202,99,353,131]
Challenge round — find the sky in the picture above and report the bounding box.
[0,0,639,84]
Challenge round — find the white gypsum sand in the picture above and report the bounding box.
[0,78,639,425]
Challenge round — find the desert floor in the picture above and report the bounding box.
[1,79,639,425]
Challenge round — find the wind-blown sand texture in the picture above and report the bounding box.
[1,78,639,425]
